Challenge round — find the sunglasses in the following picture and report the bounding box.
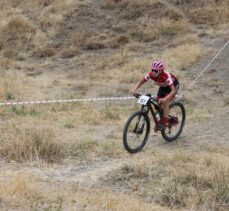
[151,69,159,73]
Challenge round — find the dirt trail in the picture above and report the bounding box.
[183,39,229,146]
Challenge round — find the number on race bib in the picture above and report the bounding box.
[138,95,150,105]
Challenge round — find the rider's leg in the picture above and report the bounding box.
[157,82,179,130]
[157,88,171,130]
[163,81,179,120]
[162,98,172,125]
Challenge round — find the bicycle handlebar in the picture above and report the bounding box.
[133,93,158,103]
[133,93,141,98]
[134,92,183,103]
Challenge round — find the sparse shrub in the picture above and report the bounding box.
[64,122,75,129]
[35,46,56,58]
[106,35,129,49]
[163,7,184,20]
[190,6,229,25]
[103,105,120,120]
[95,48,132,73]
[156,179,187,207]
[69,138,97,160]
[2,16,36,39]
[12,0,54,8]
[155,165,229,209]
[103,152,229,210]
[119,57,151,83]
[0,16,36,56]
[141,19,190,42]
[126,42,145,52]
[120,164,149,179]
[37,7,64,33]
[2,47,18,58]
[0,70,26,101]
[0,172,41,205]
[102,0,165,19]
[11,106,40,117]
[183,95,198,106]
[211,166,229,206]
[161,44,201,70]
[168,34,198,48]
[0,124,64,162]
[71,32,91,48]
[60,47,80,59]
[68,83,89,95]
[0,57,11,70]
[100,141,122,157]
[84,41,107,50]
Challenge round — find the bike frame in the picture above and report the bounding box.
[139,96,163,126]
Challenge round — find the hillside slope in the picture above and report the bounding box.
[0,0,228,210]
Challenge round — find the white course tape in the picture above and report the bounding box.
[182,40,229,96]
[0,97,135,106]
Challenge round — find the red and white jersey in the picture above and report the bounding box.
[144,71,177,87]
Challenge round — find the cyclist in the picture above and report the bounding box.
[131,60,179,131]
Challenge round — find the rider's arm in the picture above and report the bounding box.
[131,78,146,95]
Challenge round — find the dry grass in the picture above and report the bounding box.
[70,188,167,211]
[0,172,42,208]
[34,45,56,58]
[94,43,201,84]
[0,15,36,57]
[90,43,202,87]
[103,151,229,210]
[62,103,121,128]
[60,47,80,58]
[139,18,190,42]
[0,0,228,210]
[168,34,198,48]
[190,4,229,26]
[187,106,214,123]
[0,122,64,162]
[101,0,162,19]
[161,44,202,71]
[69,31,91,48]
[0,70,27,100]
[0,0,76,58]
[119,57,152,83]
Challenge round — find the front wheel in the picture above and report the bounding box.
[123,111,150,153]
[161,101,185,142]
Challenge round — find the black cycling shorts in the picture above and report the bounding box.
[157,80,179,99]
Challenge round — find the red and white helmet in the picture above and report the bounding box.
[151,60,165,74]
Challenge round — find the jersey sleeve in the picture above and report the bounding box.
[166,73,174,86]
[144,72,151,81]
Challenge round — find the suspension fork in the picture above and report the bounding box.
[133,105,149,133]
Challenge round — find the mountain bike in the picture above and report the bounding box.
[123,93,185,153]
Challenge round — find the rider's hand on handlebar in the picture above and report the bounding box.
[130,90,136,96]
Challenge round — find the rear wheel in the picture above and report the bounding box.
[161,102,185,142]
[123,111,150,153]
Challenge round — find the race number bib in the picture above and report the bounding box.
[138,95,150,105]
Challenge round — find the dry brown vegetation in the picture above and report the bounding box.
[0,0,228,210]
[0,122,64,162]
[102,151,229,210]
